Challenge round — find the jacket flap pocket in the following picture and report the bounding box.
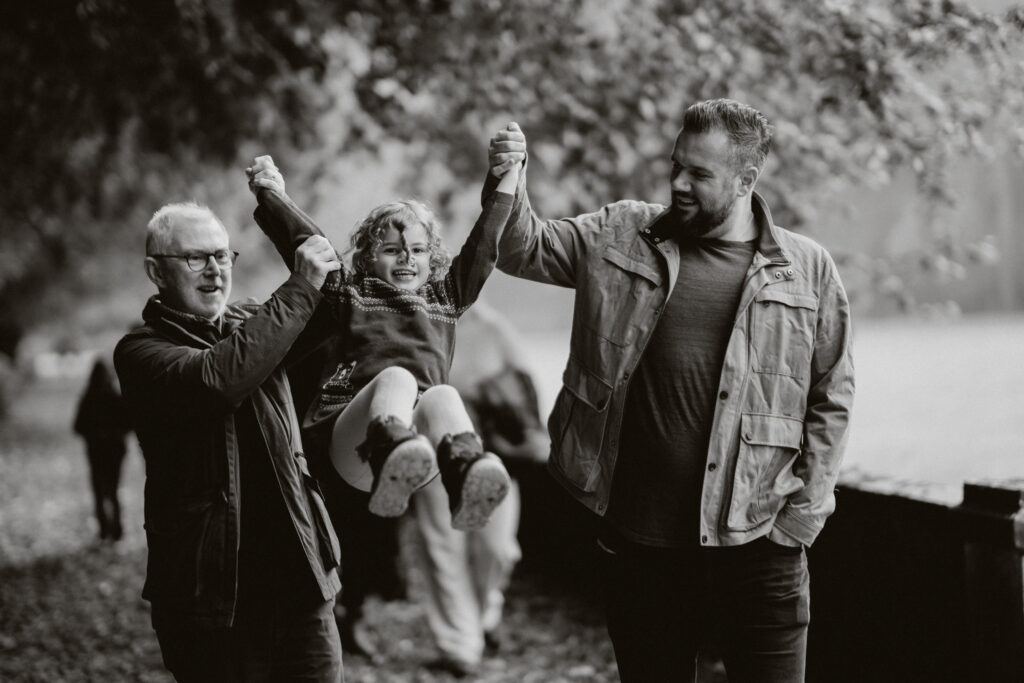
[755,289,818,311]
[145,494,217,536]
[562,357,613,412]
[602,246,661,287]
[740,413,803,448]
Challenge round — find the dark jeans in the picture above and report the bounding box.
[152,598,343,683]
[602,535,810,683]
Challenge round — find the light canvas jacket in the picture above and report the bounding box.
[486,168,854,547]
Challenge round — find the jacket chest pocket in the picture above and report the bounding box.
[580,246,661,347]
[750,289,818,379]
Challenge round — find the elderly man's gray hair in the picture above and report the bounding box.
[145,202,226,255]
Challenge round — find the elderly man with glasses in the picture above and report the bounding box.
[115,201,346,682]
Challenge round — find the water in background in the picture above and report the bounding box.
[513,313,1024,496]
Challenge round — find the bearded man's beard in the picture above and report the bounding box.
[672,196,732,239]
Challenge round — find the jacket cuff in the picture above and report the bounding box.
[276,271,324,313]
[481,155,528,206]
[768,524,804,548]
[255,186,287,205]
[772,506,822,547]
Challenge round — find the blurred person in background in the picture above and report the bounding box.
[114,201,345,682]
[73,355,132,541]
[404,301,548,676]
[286,343,405,664]
[487,99,854,682]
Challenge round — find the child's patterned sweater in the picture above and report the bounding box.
[253,187,515,456]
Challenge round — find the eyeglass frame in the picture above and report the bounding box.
[149,250,240,272]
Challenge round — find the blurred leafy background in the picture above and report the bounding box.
[3,0,1024,356]
[1,0,1024,434]
[1,3,1023,678]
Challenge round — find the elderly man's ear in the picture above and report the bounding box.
[144,257,167,289]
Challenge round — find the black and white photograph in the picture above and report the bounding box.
[1,1,1022,681]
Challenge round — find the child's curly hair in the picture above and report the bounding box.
[347,200,452,282]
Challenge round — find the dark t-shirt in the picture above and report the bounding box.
[606,237,756,548]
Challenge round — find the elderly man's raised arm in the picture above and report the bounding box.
[115,237,338,413]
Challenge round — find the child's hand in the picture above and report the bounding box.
[246,155,286,196]
[488,122,526,178]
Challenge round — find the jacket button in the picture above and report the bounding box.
[719,391,728,400]
[707,463,717,472]
[701,535,708,544]
[744,433,752,441]
[775,272,783,278]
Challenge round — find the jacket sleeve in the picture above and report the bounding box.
[114,273,324,415]
[442,190,515,306]
[481,159,587,289]
[773,254,855,546]
[253,188,346,290]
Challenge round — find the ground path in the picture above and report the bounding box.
[0,376,619,682]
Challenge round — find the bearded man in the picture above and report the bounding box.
[486,99,855,682]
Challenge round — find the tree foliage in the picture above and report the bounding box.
[343,0,1024,223]
[0,0,332,353]
[1,0,1022,354]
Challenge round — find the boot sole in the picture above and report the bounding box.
[367,436,434,517]
[451,455,511,531]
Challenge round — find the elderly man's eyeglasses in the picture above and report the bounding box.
[151,250,239,272]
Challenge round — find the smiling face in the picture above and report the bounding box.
[369,223,432,290]
[145,214,232,319]
[669,129,744,239]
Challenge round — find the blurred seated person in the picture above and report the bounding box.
[408,302,548,677]
[288,340,404,663]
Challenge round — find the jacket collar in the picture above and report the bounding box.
[142,295,225,347]
[641,191,789,265]
[751,192,788,264]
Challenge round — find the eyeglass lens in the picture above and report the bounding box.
[187,251,236,271]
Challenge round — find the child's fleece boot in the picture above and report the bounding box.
[358,416,434,517]
[437,432,511,531]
